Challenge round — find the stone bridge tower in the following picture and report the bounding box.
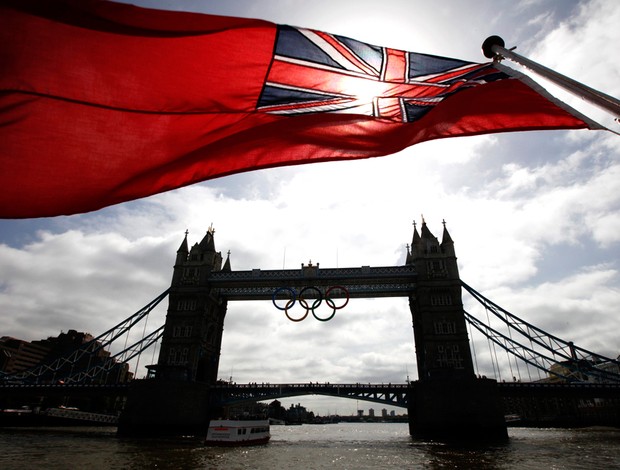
[407,219,475,380]
[155,228,230,383]
[406,219,506,439]
[119,228,230,436]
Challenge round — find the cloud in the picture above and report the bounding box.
[524,0,620,129]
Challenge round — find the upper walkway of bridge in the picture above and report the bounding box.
[207,265,418,300]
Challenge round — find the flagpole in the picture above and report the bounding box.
[482,35,620,120]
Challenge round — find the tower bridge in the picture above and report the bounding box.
[117,219,508,439]
[3,219,619,438]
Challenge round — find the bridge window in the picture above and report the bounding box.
[430,292,452,306]
[167,347,178,364]
[179,347,189,364]
[434,321,456,334]
[436,344,464,369]
[182,267,200,284]
[167,347,189,365]
[427,260,446,277]
[177,299,198,311]
[172,325,193,338]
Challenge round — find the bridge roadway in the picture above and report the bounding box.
[1,381,619,405]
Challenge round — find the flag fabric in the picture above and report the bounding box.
[0,1,598,218]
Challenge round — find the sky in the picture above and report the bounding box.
[1,0,619,416]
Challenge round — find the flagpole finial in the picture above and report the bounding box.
[482,35,505,59]
[481,34,620,119]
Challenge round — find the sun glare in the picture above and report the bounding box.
[349,79,384,104]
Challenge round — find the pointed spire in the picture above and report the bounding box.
[409,219,423,259]
[411,219,420,244]
[441,219,454,245]
[440,219,456,258]
[420,219,436,240]
[175,229,190,266]
[199,229,216,252]
[177,229,189,254]
[222,250,231,272]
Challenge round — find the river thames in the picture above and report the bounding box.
[0,423,619,469]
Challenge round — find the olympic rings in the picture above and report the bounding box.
[271,285,349,322]
[272,287,296,310]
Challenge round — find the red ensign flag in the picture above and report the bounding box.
[0,1,597,218]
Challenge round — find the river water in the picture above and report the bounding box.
[0,423,619,469]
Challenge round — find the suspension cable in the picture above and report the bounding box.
[461,281,620,383]
[468,320,480,376]
[0,289,170,383]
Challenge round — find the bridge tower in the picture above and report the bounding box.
[407,219,474,380]
[406,219,507,439]
[118,228,229,436]
[156,228,229,382]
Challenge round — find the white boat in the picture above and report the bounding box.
[205,419,270,446]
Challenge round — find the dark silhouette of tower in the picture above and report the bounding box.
[118,228,230,436]
[407,219,475,380]
[406,219,507,440]
[156,228,229,383]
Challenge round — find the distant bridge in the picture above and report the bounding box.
[212,382,411,407]
[2,381,619,408]
[211,381,620,407]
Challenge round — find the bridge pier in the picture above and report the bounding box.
[117,379,213,437]
[408,378,507,440]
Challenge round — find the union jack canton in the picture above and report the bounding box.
[257,26,509,123]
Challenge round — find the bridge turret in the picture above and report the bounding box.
[222,251,231,272]
[409,221,422,259]
[193,228,223,272]
[176,230,189,263]
[171,231,190,285]
[439,220,459,278]
[440,220,454,254]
